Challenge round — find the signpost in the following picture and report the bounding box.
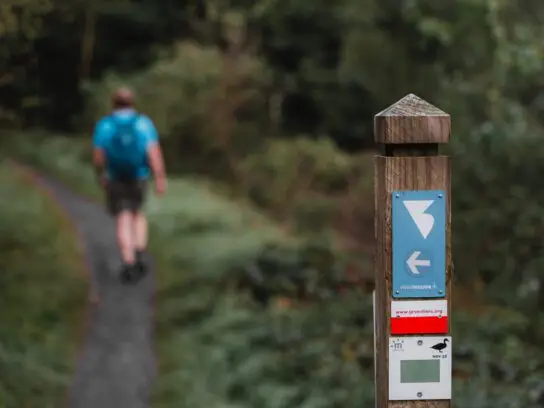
[373,94,452,408]
[374,290,378,408]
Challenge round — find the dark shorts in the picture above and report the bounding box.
[106,179,147,216]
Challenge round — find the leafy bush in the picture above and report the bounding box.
[451,116,544,315]
[83,42,223,137]
[238,138,373,237]
[83,41,272,173]
[240,138,352,206]
[0,161,87,407]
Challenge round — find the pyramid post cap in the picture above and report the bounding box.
[375,94,449,117]
[374,94,450,144]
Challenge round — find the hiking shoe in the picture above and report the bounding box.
[119,263,137,284]
[135,250,148,279]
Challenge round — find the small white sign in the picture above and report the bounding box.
[389,336,452,401]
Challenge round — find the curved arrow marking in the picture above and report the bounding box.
[406,251,431,275]
[403,200,435,239]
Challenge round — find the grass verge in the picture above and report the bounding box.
[0,160,87,408]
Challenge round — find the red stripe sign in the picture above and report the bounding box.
[391,299,448,334]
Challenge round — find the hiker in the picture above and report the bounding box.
[92,87,167,283]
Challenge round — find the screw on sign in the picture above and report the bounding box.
[373,94,452,408]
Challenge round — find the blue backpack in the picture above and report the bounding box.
[107,114,145,179]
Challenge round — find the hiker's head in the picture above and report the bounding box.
[111,87,135,109]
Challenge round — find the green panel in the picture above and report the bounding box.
[400,359,440,383]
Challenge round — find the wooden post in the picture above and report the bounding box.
[373,94,452,408]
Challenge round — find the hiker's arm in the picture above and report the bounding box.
[92,149,105,175]
[141,117,167,182]
[148,142,166,181]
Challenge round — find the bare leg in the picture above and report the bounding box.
[116,210,135,264]
[133,210,148,251]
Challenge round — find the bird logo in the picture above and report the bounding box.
[430,338,449,353]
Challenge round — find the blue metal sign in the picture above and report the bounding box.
[392,190,446,298]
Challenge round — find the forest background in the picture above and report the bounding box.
[1,0,544,407]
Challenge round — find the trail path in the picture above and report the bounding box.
[30,170,156,408]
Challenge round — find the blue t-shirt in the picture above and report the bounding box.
[92,109,158,180]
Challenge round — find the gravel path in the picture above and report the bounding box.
[28,170,156,408]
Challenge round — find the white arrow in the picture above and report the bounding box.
[406,251,431,275]
[403,200,435,239]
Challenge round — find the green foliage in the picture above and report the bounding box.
[0,0,201,129]
[238,137,373,240]
[451,116,544,314]
[83,43,223,135]
[4,0,544,149]
[452,312,544,408]
[6,0,544,405]
[241,138,352,198]
[9,136,544,408]
[83,40,271,172]
[0,161,87,407]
